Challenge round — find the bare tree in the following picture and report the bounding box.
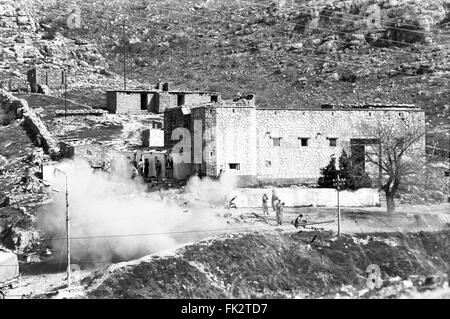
[363,117,426,214]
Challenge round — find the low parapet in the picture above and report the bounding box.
[321,103,420,110]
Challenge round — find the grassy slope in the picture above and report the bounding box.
[85,229,450,298]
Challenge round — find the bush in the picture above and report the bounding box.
[318,151,372,190]
[317,156,338,188]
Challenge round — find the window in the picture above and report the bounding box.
[272,138,281,147]
[229,163,240,170]
[299,138,309,147]
[140,93,148,110]
[211,95,218,103]
[265,160,271,167]
[328,138,337,147]
[177,94,185,106]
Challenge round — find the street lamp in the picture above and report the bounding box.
[54,168,71,289]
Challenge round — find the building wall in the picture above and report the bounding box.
[255,108,425,182]
[164,108,191,149]
[116,92,140,114]
[191,106,217,176]
[214,106,257,178]
[142,129,164,147]
[163,100,425,184]
[105,91,117,113]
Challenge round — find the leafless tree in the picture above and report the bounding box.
[363,117,426,214]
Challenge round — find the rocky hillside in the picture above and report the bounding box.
[82,229,450,299]
[1,0,449,145]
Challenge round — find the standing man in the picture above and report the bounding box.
[155,157,162,181]
[271,190,279,212]
[137,159,144,176]
[262,193,269,215]
[144,159,150,179]
[276,201,285,226]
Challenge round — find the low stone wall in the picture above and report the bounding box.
[0,90,59,158]
[232,187,380,207]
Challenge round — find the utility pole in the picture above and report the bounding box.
[54,168,71,289]
[333,173,345,238]
[64,71,68,120]
[122,19,127,90]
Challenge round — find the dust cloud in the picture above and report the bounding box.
[38,156,238,264]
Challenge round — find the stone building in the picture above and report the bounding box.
[164,96,426,185]
[105,82,221,114]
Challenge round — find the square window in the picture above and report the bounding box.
[329,138,337,147]
[299,138,309,147]
[272,138,281,147]
[229,163,240,170]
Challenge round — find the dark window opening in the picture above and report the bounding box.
[177,94,185,106]
[272,138,281,147]
[211,95,218,103]
[299,138,309,147]
[140,93,148,110]
[328,138,337,147]
[229,163,240,170]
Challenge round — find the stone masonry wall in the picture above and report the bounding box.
[215,106,257,178]
[115,92,141,114]
[0,90,59,158]
[255,108,425,182]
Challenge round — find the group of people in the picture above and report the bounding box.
[262,190,285,226]
[130,156,162,181]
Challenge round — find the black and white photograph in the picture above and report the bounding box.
[0,0,449,303]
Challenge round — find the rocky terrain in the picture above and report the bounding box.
[0,0,449,140]
[71,229,450,299]
[0,0,449,298]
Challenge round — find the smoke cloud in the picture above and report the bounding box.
[38,155,238,265]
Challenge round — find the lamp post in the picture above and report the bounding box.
[54,168,71,289]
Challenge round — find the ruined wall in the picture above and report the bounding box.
[184,93,215,106]
[255,108,425,183]
[0,90,59,158]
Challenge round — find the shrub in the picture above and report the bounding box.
[318,151,372,190]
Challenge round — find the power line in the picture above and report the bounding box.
[37,224,272,242]
[37,5,448,82]
[65,6,447,80]
[155,4,430,57]
[238,0,449,38]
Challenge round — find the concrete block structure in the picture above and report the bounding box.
[164,96,426,185]
[105,82,221,114]
[27,68,65,92]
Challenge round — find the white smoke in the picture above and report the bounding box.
[38,156,238,264]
